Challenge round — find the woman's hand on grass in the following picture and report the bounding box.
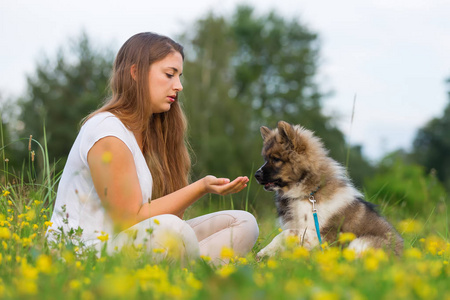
[202,175,249,196]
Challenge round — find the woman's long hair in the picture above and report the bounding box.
[86,32,191,200]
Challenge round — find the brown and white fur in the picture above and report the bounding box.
[255,121,403,258]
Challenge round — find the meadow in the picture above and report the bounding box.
[0,138,449,300]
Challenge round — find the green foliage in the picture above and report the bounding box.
[0,94,21,174]
[17,31,113,170]
[179,6,373,206]
[365,151,447,215]
[412,78,450,192]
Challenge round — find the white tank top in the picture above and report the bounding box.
[47,112,153,247]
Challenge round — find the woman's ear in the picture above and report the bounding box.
[130,64,137,81]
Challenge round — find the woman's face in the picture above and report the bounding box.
[147,51,184,114]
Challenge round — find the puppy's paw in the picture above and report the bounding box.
[256,247,270,261]
[300,230,320,250]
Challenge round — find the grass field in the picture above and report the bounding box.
[1,178,449,300]
[0,139,449,299]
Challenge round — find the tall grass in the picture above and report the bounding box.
[345,94,357,170]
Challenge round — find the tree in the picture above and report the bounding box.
[180,6,371,183]
[412,77,450,191]
[179,6,374,213]
[17,32,113,170]
[1,92,23,177]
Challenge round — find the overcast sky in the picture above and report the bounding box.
[1,0,449,161]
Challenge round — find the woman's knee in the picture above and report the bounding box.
[226,210,260,240]
[114,214,200,259]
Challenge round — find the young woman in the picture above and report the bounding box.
[47,32,259,263]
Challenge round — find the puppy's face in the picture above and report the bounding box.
[255,121,311,192]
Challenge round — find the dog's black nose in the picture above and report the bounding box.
[254,169,263,181]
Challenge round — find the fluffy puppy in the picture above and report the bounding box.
[255,121,403,258]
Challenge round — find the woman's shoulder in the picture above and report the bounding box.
[83,112,130,132]
[78,111,137,157]
[84,111,119,126]
[81,112,133,142]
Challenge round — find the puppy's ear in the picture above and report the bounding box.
[260,126,272,140]
[277,121,296,147]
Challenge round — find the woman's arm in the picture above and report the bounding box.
[87,136,248,230]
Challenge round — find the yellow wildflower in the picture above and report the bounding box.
[186,273,203,290]
[398,219,422,234]
[81,291,95,300]
[267,258,278,269]
[238,257,248,265]
[44,221,53,227]
[413,280,437,300]
[312,291,340,300]
[17,280,37,296]
[285,235,300,248]
[101,151,113,164]
[33,224,39,230]
[69,280,82,290]
[36,255,52,274]
[100,273,136,298]
[152,248,166,254]
[320,241,329,250]
[159,233,182,258]
[200,255,211,262]
[0,221,10,227]
[26,210,36,221]
[216,265,236,278]
[292,246,310,258]
[2,190,10,197]
[22,237,32,247]
[0,227,11,239]
[364,256,380,271]
[342,248,357,262]
[405,248,423,259]
[338,232,356,244]
[220,246,235,259]
[423,236,447,255]
[97,232,109,242]
[21,261,38,280]
[76,261,85,270]
[0,283,4,298]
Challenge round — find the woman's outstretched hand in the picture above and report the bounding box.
[202,175,249,196]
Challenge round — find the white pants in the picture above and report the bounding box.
[107,210,259,264]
